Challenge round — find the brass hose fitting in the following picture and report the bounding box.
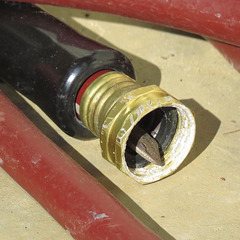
[80,71,195,184]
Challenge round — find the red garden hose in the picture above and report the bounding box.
[0,91,162,240]
[11,0,240,48]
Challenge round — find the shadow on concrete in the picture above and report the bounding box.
[177,99,221,171]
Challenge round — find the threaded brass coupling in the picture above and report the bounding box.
[79,71,195,184]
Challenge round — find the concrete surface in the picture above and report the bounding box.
[1,5,240,240]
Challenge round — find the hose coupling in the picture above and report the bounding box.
[78,71,195,184]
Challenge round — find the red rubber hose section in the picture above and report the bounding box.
[0,91,162,240]
[12,0,240,48]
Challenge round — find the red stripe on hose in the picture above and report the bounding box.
[75,70,110,118]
